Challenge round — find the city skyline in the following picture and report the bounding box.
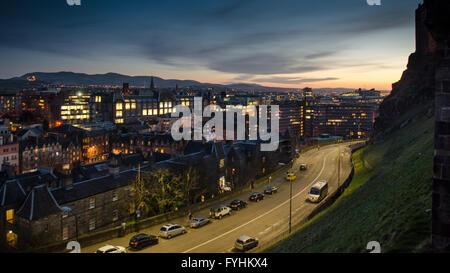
[0,0,421,90]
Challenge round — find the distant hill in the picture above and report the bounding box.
[0,71,286,92]
[0,71,386,94]
[11,72,205,88]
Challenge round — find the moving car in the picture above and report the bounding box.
[190,217,210,228]
[210,205,232,219]
[159,224,187,239]
[264,186,278,195]
[129,233,158,250]
[230,200,247,210]
[308,181,328,203]
[249,192,264,202]
[95,245,126,253]
[285,172,296,181]
[234,235,259,251]
[299,164,307,171]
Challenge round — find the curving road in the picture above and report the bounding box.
[81,142,356,253]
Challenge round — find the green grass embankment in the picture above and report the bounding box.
[265,107,433,253]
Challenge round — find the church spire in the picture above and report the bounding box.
[150,76,155,91]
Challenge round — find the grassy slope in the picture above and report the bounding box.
[265,107,433,253]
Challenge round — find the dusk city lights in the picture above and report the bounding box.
[0,0,449,271]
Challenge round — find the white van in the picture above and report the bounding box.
[308,181,328,203]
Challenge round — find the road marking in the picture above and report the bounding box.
[182,153,329,253]
[259,226,272,236]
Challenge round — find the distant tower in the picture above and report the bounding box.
[303,87,313,101]
[416,2,438,56]
[150,76,155,91]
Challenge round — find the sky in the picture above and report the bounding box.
[0,0,422,90]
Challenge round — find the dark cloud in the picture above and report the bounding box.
[208,54,325,75]
[212,0,250,17]
[305,51,339,60]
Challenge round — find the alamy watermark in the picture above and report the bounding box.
[367,0,381,6]
[171,97,280,152]
[366,241,381,253]
[66,0,81,6]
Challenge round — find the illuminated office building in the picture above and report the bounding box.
[60,91,91,124]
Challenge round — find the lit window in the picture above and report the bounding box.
[116,103,123,110]
[89,197,95,209]
[62,226,69,240]
[112,191,118,202]
[6,209,14,224]
[113,210,119,222]
[116,111,122,117]
[89,218,96,231]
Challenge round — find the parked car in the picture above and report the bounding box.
[210,205,232,219]
[129,233,158,250]
[299,164,307,171]
[230,200,247,210]
[95,245,127,253]
[234,235,259,251]
[249,192,264,202]
[159,224,187,239]
[190,217,210,228]
[264,186,278,195]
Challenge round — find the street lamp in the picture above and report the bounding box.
[287,163,295,234]
[289,176,293,234]
[338,145,341,189]
[65,208,78,241]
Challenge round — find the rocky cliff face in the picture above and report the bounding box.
[374,0,450,136]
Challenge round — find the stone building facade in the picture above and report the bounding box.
[431,0,450,252]
[0,136,293,251]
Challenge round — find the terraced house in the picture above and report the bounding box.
[0,137,292,251]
